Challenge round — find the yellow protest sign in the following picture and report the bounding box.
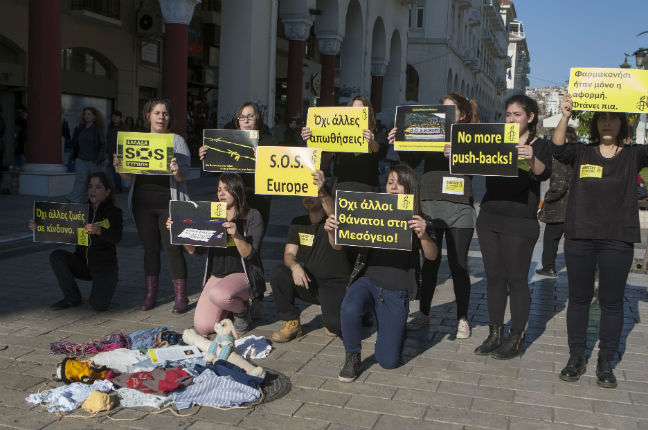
[116,132,174,175]
[569,67,648,113]
[306,107,369,153]
[255,146,321,196]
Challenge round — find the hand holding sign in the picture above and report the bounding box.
[560,94,573,118]
[408,215,428,240]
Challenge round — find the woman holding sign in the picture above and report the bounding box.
[389,93,479,338]
[474,94,552,360]
[113,98,191,313]
[301,96,388,192]
[324,164,439,381]
[553,95,647,389]
[169,173,264,335]
[30,172,123,311]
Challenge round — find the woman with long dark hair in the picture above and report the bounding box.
[473,94,552,359]
[67,107,106,203]
[31,172,122,311]
[554,95,648,389]
[324,164,438,381]
[170,173,264,335]
[113,98,191,313]
[389,93,479,338]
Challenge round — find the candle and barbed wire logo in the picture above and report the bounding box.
[637,95,648,112]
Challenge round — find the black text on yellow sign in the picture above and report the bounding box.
[255,146,322,196]
[569,67,648,113]
[450,123,519,177]
[117,131,174,175]
[334,190,414,251]
[306,107,369,153]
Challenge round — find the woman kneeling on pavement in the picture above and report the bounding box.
[169,173,264,335]
[554,95,648,389]
[324,164,439,382]
[31,172,122,311]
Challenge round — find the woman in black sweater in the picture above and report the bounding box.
[553,95,648,389]
[474,94,552,359]
[31,172,122,311]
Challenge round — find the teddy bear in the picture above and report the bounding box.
[183,319,266,379]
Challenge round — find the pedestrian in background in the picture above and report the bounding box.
[113,98,191,313]
[536,126,578,277]
[106,110,127,193]
[474,94,552,359]
[554,95,648,389]
[67,107,106,203]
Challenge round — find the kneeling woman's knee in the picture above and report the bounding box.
[377,353,401,369]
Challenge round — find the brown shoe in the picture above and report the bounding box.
[271,319,302,343]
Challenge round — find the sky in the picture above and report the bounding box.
[513,0,648,89]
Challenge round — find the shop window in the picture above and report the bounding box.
[61,48,113,79]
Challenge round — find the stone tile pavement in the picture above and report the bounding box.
[0,175,647,429]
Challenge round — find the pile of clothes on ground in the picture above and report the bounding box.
[26,323,276,416]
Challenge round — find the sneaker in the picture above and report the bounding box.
[338,352,361,382]
[324,327,337,337]
[271,319,302,343]
[407,312,430,331]
[535,267,557,277]
[250,297,264,320]
[50,298,82,310]
[456,318,471,339]
[233,305,251,334]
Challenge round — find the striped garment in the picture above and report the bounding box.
[173,369,260,409]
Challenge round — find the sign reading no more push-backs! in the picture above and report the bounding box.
[306,107,369,153]
[335,190,414,251]
[33,202,89,245]
[450,123,519,177]
[394,105,456,152]
[202,129,259,173]
[116,132,174,175]
[569,67,648,113]
[169,200,228,247]
[255,146,321,197]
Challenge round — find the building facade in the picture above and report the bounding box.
[500,0,529,97]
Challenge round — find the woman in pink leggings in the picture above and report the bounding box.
[171,173,265,335]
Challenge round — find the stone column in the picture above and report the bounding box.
[283,19,312,120]
[26,0,62,167]
[158,0,200,137]
[371,60,387,114]
[317,34,342,106]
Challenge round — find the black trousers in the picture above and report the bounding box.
[541,222,564,269]
[50,249,118,311]
[270,264,347,337]
[564,238,633,361]
[420,227,474,319]
[133,206,186,279]
[476,216,539,332]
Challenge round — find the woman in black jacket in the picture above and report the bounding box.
[67,107,107,203]
[31,172,122,311]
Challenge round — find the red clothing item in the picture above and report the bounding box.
[106,367,193,395]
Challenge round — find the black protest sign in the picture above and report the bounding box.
[202,129,259,173]
[394,105,455,151]
[169,200,228,247]
[335,191,414,251]
[450,123,519,177]
[33,202,89,245]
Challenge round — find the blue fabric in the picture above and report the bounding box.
[172,370,259,409]
[216,335,234,360]
[127,327,168,350]
[26,380,114,413]
[341,276,409,369]
[194,360,263,389]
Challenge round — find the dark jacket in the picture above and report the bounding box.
[106,122,128,158]
[74,200,123,268]
[538,156,572,224]
[200,208,266,300]
[72,123,106,165]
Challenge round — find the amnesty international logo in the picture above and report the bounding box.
[637,95,648,112]
[397,194,414,211]
[210,202,226,219]
[504,124,519,143]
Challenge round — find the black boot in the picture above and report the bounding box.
[474,324,503,356]
[491,328,525,360]
[559,354,587,382]
[338,352,361,383]
[596,358,617,389]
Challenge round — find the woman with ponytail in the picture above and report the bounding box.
[473,94,552,359]
[388,93,479,339]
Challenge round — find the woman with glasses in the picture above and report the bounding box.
[113,98,191,313]
[199,101,273,320]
